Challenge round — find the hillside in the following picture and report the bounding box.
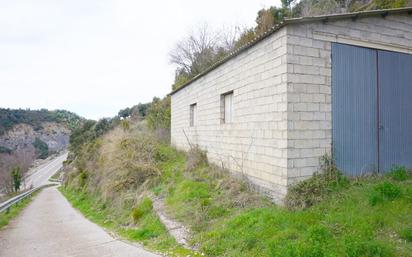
[61,119,412,257]
[0,108,83,194]
[0,109,81,135]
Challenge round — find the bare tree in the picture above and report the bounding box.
[169,24,243,89]
[220,25,245,51]
[0,147,35,193]
[169,24,221,75]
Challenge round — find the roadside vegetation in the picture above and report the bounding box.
[61,117,412,257]
[0,192,37,230]
[49,169,63,182]
[201,165,412,257]
[59,187,189,255]
[33,137,49,159]
[62,121,194,256]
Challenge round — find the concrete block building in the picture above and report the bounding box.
[170,8,412,202]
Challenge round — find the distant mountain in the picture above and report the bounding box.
[0,109,82,135]
[0,108,83,193]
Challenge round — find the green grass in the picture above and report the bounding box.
[0,189,28,203]
[197,179,412,257]
[49,169,62,181]
[151,146,412,257]
[62,122,412,257]
[59,186,198,256]
[0,193,37,230]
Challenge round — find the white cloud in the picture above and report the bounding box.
[0,0,280,119]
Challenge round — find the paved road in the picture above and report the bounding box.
[23,153,68,190]
[0,187,161,257]
[0,153,66,198]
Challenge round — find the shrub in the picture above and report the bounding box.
[109,163,160,193]
[131,208,144,222]
[404,186,412,203]
[399,228,412,242]
[69,118,117,155]
[11,166,22,192]
[368,192,382,206]
[153,145,172,162]
[78,170,88,188]
[387,166,410,181]
[146,97,171,131]
[33,137,49,159]
[121,119,130,131]
[374,0,407,9]
[94,118,112,137]
[285,155,349,210]
[69,120,97,154]
[132,197,153,223]
[0,146,12,154]
[376,182,401,199]
[369,182,401,206]
[186,147,208,172]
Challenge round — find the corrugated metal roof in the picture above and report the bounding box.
[170,7,412,96]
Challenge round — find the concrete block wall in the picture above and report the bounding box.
[171,27,289,202]
[286,14,412,184]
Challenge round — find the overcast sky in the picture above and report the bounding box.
[0,0,280,119]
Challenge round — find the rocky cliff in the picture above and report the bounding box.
[0,122,70,154]
[0,109,82,193]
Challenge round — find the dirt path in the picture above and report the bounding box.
[152,197,190,248]
[0,187,161,257]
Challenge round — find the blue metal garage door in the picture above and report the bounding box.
[332,43,378,176]
[333,43,412,175]
[378,51,412,172]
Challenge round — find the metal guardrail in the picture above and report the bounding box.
[0,183,59,213]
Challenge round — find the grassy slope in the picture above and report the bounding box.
[198,180,412,256]
[59,187,196,257]
[61,124,412,257]
[61,125,199,256]
[156,148,412,257]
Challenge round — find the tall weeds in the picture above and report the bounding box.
[285,155,349,210]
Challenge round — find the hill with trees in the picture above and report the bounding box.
[0,108,83,194]
[0,109,81,135]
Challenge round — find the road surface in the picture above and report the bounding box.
[0,153,66,198]
[0,187,161,257]
[23,153,68,189]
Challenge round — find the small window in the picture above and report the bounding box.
[221,91,233,124]
[190,103,197,127]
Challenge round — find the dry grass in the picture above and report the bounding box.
[185,147,208,172]
[64,121,163,214]
[284,155,349,210]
